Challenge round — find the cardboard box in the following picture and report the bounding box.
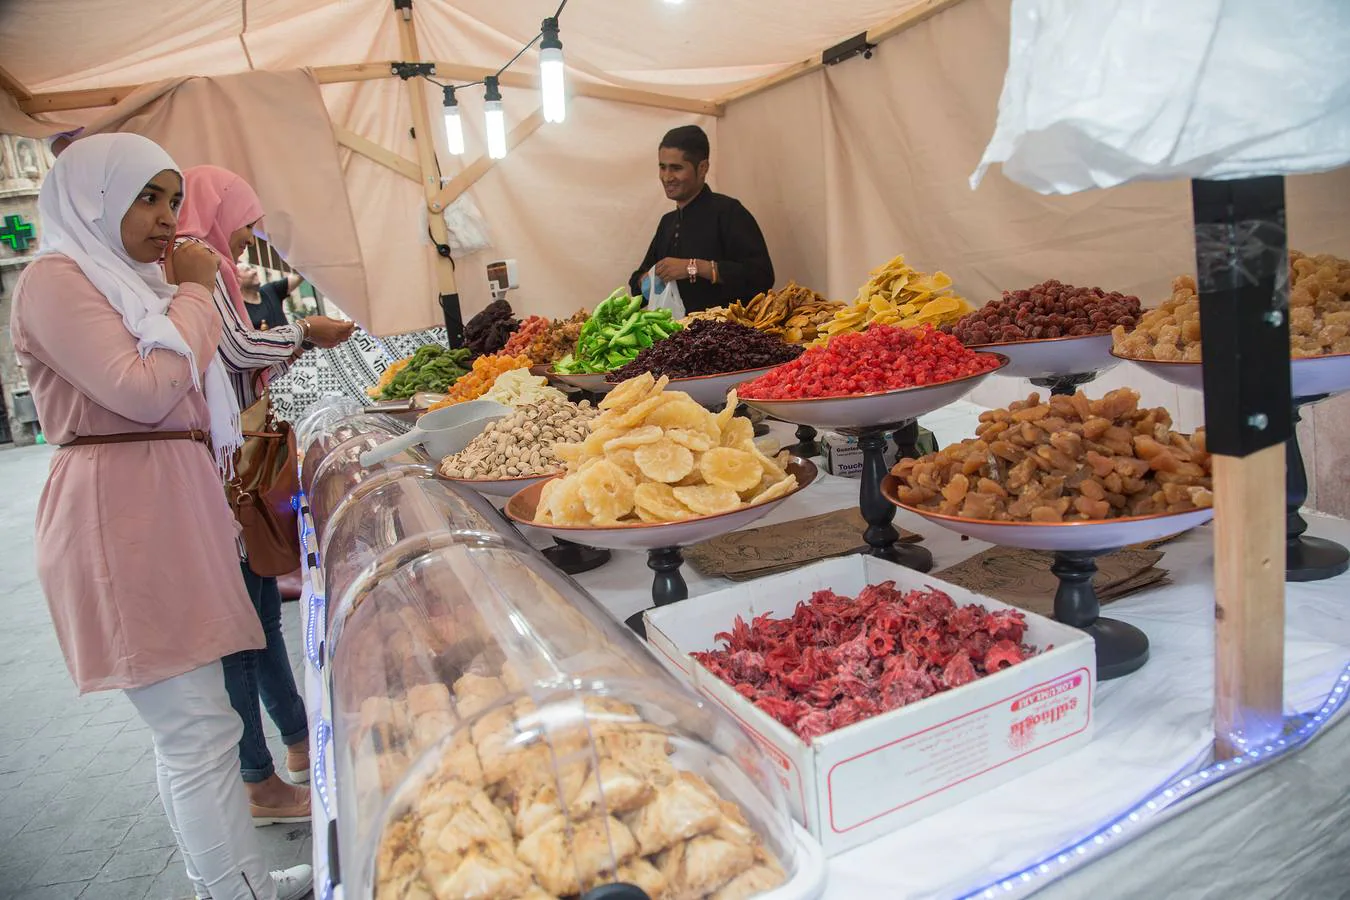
[645,556,1095,854]
[820,427,937,478]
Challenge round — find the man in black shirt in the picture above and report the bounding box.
[628,126,774,313]
[240,265,303,331]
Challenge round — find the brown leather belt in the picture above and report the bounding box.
[61,430,211,448]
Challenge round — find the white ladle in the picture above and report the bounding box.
[360,400,511,466]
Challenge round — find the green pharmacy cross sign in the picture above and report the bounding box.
[1,214,35,252]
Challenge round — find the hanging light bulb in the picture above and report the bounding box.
[539,17,566,124]
[483,75,507,160]
[442,86,465,156]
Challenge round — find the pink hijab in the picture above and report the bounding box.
[176,165,264,322]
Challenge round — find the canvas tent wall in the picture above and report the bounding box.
[1,0,1347,515]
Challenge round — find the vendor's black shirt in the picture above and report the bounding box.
[628,186,774,313]
[248,280,291,331]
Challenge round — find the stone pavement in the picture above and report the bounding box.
[0,444,313,899]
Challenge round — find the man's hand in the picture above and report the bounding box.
[653,257,692,283]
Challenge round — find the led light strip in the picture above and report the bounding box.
[313,717,333,820]
[961,662,1350,899]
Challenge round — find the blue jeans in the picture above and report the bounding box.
[221,563,308,783]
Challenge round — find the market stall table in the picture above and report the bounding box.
[295,404,1350,899]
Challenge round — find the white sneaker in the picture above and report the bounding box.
[272,864,314,900]
[196,864,313,900]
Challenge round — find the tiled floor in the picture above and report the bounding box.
[0,444,313,900]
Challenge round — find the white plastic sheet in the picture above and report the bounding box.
[972,0,1350,194]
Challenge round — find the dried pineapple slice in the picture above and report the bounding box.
[635,439,696,484]
[603,425,664,451]
[577,460,636,521]
[719,417,755,450]
[634,483,697,523]
[699,448,763,492]
[666,428,716,452]
[673,484,741,515]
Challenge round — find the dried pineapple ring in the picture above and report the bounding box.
[634,439,695,483]
[665,428,715,452]
[548,478,592,525]
[603,425,664,451]
[577,460,636,521]
[719,417,755,450]
[606,447,643,479]
[600,372,655,412]
[714,392,739,431]
[609,393,672,430]
[699,448,763,492]
[634,483,696,523]
[750,474,798,505]
[673,484,742,516]
[646,398,715,438]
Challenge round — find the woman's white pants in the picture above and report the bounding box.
[125,661,277,900]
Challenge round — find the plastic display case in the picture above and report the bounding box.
[322,469,520,639]
[302,412,413,495]
[297,396,367,456]
[325,517,814,900]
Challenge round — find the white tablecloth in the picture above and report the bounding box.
[299,402,1350,898]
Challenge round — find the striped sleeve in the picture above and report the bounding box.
[211,273,302,375]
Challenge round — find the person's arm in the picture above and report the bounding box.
[211,273,303,375]
[712,201,775,300]
[629,227,663,298]
[14,257,222,424]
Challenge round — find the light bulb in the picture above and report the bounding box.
[540,47,566,124]
[442,87,464,155]
[483,75,507,160]
[485,100,507,160]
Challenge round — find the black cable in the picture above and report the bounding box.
[554,0,568,17]
[495,31,542,78]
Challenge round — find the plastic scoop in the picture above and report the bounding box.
[360,400,511,466]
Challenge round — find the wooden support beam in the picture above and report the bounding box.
[0,64,33,101]
[20,62,722,117]
[716,0,971,107]
[1212,445,1287,759]
[394,6,461,339]
[332,125,420,182]
[428,110,546,213]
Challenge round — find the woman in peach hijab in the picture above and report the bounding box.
[176,164,352,825]
[9,133,310,900]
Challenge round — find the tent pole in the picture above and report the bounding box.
[19,64,723,118]
[714,0,971,107]
[395,3,464,347]
[1191,177,1289,760]
[332,125,420,183]
[0,64,32,101]
[428,111,545,214]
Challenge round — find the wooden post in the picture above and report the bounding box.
[1192,177,1289,760]
[395,4,464,346]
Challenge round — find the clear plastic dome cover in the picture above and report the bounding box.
[328,541,798,900]
[302,413,413,494]
[308,435,430,535]
[296,396,366,454]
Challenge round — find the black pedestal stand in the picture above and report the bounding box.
[1287,396,1350,581]
[624,547,689,639]
[851,426,932,572]
[542,540,612,576]
[1050,550,1150,680]
[792,425,819,458]
[1029,372,1100,397]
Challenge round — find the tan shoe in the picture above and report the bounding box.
[286,740,310,785]
[248,777,311,826]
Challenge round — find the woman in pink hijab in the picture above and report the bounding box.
[177,164,352,825]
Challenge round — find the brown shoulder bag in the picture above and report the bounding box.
[229,392,301,577]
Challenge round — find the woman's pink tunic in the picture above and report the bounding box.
[10,255,264,693]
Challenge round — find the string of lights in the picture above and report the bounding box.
[396,0,572,161]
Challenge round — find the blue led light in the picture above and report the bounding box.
[957,656,1350,900]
